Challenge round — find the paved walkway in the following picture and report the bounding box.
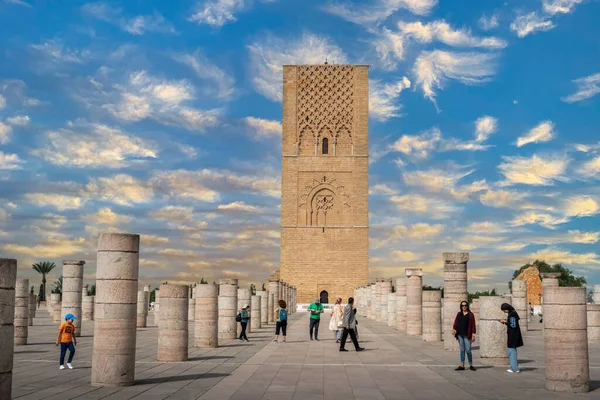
[11,308,600,399]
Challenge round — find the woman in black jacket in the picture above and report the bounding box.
[500,303,523,373]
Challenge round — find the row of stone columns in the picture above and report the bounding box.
[267,279,296,323]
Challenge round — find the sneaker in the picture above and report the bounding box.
[282,340,286,343]
[507,369,514,373]
[515,370,521,373]
[315,338,320,341]
[238,338,243,342]
[67,363,73,369]
[455,366,465,371]
[273,339,278,343]
[59,365,65,370]
[469,366,476,371]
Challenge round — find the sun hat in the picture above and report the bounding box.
[243,304,249,309]
[65,313,76,321]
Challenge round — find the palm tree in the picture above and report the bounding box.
[51,276,63,294]
[32,261,56,302]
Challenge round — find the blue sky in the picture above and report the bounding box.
[0,0,599,293]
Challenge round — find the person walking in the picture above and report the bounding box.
[339,297,364,352]
[308,297,324,341]
[238,304,250,342]
[500,303,524,373]
[56,313,77,369]
[273,300,288,343]
[329,297,344,343]
[452,300,477,371]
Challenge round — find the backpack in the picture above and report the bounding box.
[279,308,287,321]
[235,313,242,322]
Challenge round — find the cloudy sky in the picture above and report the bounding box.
[1,0,599,294]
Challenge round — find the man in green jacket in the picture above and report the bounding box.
[308,298,324,341]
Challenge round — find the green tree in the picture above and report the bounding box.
[422,285,442,291]
[468,289,497,303]
[31,261,57,302]
[587,289,593,304]
[88,285,96,296]
[150,289,156,304]
[250,284,256,295]
[200,277,208,284]
[261,283,266,291]
[509,260,586,291]
[51,276,63,294]
[30,285,34,294]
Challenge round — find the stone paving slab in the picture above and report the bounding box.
[10,308,600,399]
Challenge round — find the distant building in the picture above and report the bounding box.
[515,265,543,305]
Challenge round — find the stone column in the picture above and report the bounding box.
[283,283,289,310]
[144,285,150,310]
[405,269,423,336]
[387,293,396,328]
[62,260,85,337]
[157,284,188,362]
[395,277,407,332]
[471,298,481,323]
[443,252,468,351]
[51,293,62,323]
[137,291,147,327]
[91,233,139,387]
[291,286,296,313]
[511,280,528,331]
[479,296,508,366]
[278,281,284,305]
[83,296,94,321]
[364,284,371,318]
[218,279,238,340]
[374,278,382,321]
[196,283,218,347]
[422,290,442,342]
[0,259,17,399]
[257,290,268,324]
[587,304,600,343]
[28,293,35,326]
[540,272,560,304]
[268,280,279,323]
[238,288,251,334]
[47,292,53,313]
[188,287,196,323]
[83,284,89,298]
[380,278,392,323]
[251,295,261,330]
[544,286,589,392]
[154,289,160,325]
[593,284,600,304]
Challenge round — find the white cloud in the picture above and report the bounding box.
[0,151,24,170]
[82,3,175,35]
[176,143,198,159]
[510,211,568,228]
[104,71,221,132]
[150,206,195,223]
[245,117,281,139]
[248,33,347,102]
[390,127,442,159]
[579,156,600,178]
[403,167,488,201]
[562,72,600,103]
[4,0,32,7]
[510,12,554,38]
[498,154,569,186]
[217,201,260,213]
[413,50,497,107]
[150,170,220,202]
[369,184,397,195]
[24,193,87,210]
[30,39,89,63]
[0,122,12,144]
[479,14,499,30]
[392,250,421,262]
[442,115,498,151]
[480,189,526,207]
[3,235,86,259]
[392,223,444,239]
[542,0,583,15]
[6,115,30,126]
[86,174,153,206]
[83,207,131,226]
[32,123,157,168]
[398,20,507,48]
[374,28,406,70]
[390,194,459,218]
[369,77,411,121]
[516,120,555,147]
[189,0,246,27]
[174,50,236,100]
[562,195,599,218]
[525,247,600,265]
[323,0,438,26]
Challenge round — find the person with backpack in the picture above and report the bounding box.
[500,303,524,373]
[237,304,250,342]
[273,300,288,343]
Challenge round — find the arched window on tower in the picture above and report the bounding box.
[322,138,329,155]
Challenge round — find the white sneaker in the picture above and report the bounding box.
[59,365,65,370]
[507,369,514,373]
[67,363,73,369]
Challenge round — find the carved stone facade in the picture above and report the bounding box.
[281,64,369,304]
[515,266,543,305]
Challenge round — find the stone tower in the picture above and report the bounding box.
[280,64,369,304]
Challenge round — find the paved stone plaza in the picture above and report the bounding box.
[11,309,600,399]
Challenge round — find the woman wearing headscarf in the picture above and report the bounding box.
[500,303,523,373]
[452,300,477,371]
[329,297,344,343]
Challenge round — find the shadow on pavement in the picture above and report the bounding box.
[136,372,229,385]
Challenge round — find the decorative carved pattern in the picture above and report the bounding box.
[298,175,351,226]
[297,66,354,150]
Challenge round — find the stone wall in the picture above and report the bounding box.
[515,266,542,305]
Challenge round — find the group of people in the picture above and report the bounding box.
[452,301,524,373]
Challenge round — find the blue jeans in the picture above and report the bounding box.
[457,335,473,365]
[508,347,519,371]
[309,318,320,339]
[60,342,75,365]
